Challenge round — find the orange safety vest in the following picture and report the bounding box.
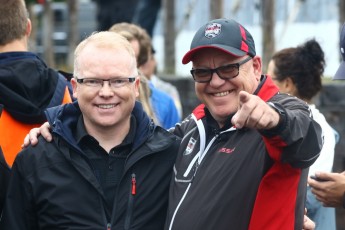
[0,86,72,167]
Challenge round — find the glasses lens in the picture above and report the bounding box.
[83,79,103,87]
[216,65,239,79]
[192,69,212,82]
[110,79,128,88]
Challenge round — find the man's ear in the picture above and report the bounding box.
[252,56,262,81]
[71,78,78,98]
[26,19,32,37]
[134,76,140,98]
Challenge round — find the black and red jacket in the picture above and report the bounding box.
[166,76,322,230]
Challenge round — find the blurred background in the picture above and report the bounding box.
[25,1,345,228]
[26,0,345,76]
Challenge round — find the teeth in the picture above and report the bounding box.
[214,91,229,97]
[98,104,115,109]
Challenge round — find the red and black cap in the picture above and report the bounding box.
[182,18,256,64]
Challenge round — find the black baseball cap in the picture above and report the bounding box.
[182,18,256,64]
[334,23,345,80]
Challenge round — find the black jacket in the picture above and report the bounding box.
[165,76,323,230]
[0,101,180,230]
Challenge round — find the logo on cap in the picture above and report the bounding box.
[205,23,222,38]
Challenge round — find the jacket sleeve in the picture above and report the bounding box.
[0,152,37,230]
[260,94,323,169]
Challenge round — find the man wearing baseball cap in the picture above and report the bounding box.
[308,22,345,211]
[165,18,322,230]
[21,18,321,230]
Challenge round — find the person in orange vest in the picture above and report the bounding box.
[0,0,73,214]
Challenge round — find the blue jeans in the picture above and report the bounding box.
[306,186,336,230]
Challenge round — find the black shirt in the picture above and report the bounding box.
[75,115,136,219]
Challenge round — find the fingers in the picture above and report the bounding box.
[302,215,315,230]
[238,91,251,105]
[231,91,256,128]
[314,171,334,181]
[231,91,280,129]
[22,132,35,148]
[21,128,41,148]
[40,122,52,142]
[21,122,52,148]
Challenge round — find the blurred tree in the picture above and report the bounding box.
[339,0,345,25]
[26,2,37,52]
[42,0,55,67]
[67,0,77,70]
[163,0,176,74]
[210,0,223,19]
[261,0,275,73]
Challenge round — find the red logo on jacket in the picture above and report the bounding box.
[218,147,236,154]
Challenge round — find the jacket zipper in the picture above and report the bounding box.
[169,133,221,230]
[124,173,136,230]
[131,173,136,195]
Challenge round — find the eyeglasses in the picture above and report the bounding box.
[76,77,136,88]
[190,56,253,83]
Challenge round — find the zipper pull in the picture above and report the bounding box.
[131,173,136,195]
[107,223,111,230]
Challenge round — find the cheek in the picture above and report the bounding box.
[73,90,78,99]
[239,75,259,93]
[195,83,205,92]
[194,84,204,100]
[74,88,98,101]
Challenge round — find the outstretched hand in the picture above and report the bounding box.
[231,91,280,129]
[22,122,52,148]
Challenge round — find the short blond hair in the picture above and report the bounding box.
[74,31,137,77]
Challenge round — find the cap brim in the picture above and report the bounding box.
[182,45,247,64]
[333,61,345,80]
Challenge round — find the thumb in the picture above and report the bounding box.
[315,171,333,181]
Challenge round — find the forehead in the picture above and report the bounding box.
[191,48,238,65]
[78,45,134,76]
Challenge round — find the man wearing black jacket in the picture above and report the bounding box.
[20,19,320,230]
[165,19,322,230]
[0,31,180,229]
